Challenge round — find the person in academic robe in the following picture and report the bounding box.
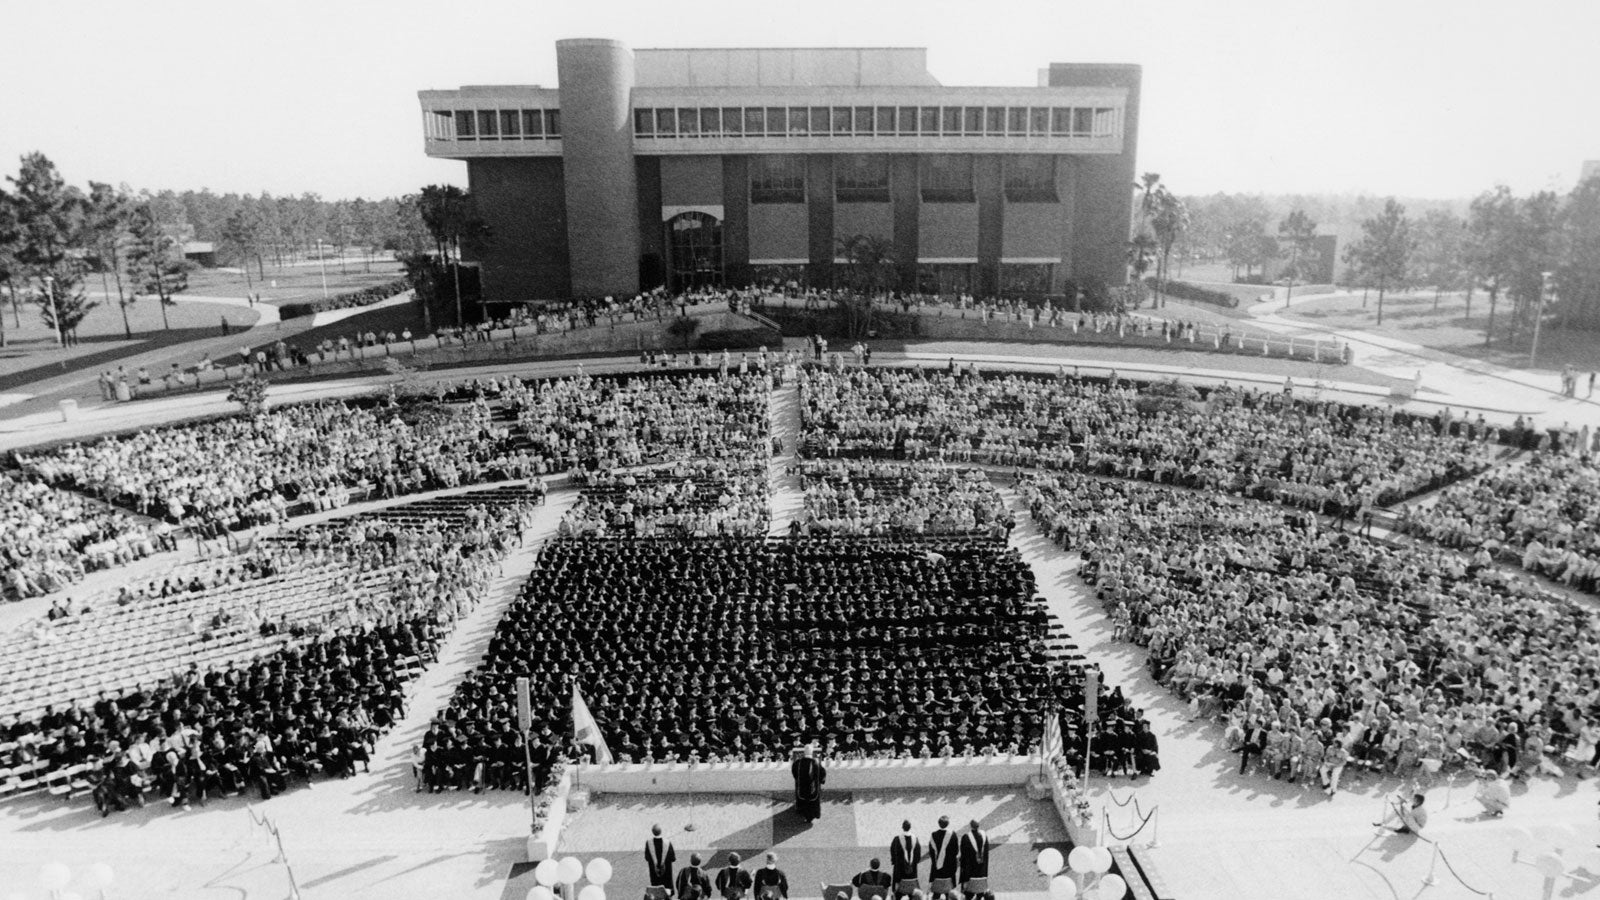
[790,744,826,822]
[851,858,893,895]
[676,853,712,900]
[752,852,789,900]
[889,820,922,892]
[1135,722,1161,777]
[645,823,677,891]
[958,820,989,891]
[926,815,960,896]
[715,851,753,900]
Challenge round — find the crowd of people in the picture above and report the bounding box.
[19,397,521,529]
[1398,453,1600,594]
[1022,470,1600,790]
[799,367,1502,513]
[1,472,168,601]
[5,618,436,815]
[562,459,769,537]
[796,461,1012,537]
[1,487,541,811]
[498,371,769,474]
[438,535,1092,770]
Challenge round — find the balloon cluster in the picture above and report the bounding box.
[27,861,116,900]
[528,856,614,900]
[1036,847,1125,900]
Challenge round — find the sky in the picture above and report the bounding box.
[1,0,1596,202]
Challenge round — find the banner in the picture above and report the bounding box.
[572,684,614,764]
[1042,708,1063,761]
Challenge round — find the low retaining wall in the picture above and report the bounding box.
[577,754,1041,795]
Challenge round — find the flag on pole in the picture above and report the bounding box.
[572,684,614,764]
[1042,707,1063,761]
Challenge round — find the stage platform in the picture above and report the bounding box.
[505,789,1069,900]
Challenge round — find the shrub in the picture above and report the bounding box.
[1150,279,1240,308]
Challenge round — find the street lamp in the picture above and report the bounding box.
[43,275,63,347]
[316,239,329,301]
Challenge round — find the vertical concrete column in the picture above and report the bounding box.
[975,154,1004,298]
[557,38,640,297]
[722,156,751,287]
[636,157,665,290]
[806,155,835,288]
[890,155,920,294]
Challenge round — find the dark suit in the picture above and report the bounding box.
[716,865,753,900]
[676,865,712,900]
[790,756,826,821]
[752,866,789,899]
[927,828,959,881]
[852,870,893,891]
[645,836,677,889]
[889,833,922,884]
[958,830,989,885]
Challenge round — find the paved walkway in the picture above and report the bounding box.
[767,380,804,536]
[1247,290,1600,428]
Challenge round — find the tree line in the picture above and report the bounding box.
[0,151,433,344]
[1170,181,1600,345]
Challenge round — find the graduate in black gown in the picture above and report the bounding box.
[790,744,826,821]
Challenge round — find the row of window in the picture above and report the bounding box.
[426,105,1119,143]
[747,154,1060,204]
[634,105,1118,140]
[427,109,563,141]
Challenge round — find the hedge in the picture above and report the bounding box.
[279,278,410,320]
[1149,279,1240,309]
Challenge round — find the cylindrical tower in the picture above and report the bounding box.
[556,38,641,297]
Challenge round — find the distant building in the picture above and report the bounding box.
[182,241,216,268]
[418,40,1141,304]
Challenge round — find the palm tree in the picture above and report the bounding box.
[1149,187,1189,308]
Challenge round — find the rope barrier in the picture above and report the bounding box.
[1105,787,1135,807]
[1102,803,1156,842]
[1431,844,1494,897]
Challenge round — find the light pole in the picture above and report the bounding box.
[316,239,330,301]
[43,275,63,346]
[1531,271,1553,366]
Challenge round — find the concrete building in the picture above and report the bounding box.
[419,41,1140,305]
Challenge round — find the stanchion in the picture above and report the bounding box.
[1422,842,1440,887]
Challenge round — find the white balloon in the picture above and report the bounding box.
[39,862,72,891]
[585,858,614,885]
[90,862,116,887]
[1090,848,1113,875]
[579,884,606,900]
[1048,874,1078,900]
[1095,873,1126,900]
[535,859,562,887]
[528,886,555,900]
[1535,853,1566,880]
[1067,846,1096,874]
[558,856,585,884]
[1036,847,1064,876]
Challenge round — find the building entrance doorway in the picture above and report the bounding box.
[666,212,724,292]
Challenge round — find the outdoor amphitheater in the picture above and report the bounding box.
[1,323,1598,900]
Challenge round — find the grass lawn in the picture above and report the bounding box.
[0,293,260,345]
[1285,290,1600,374]
[182,259,404,306]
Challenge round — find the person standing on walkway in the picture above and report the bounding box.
[752,853,789,900]
[889,820,922,890]
[716,852,752,900]
[644,823,676,892]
